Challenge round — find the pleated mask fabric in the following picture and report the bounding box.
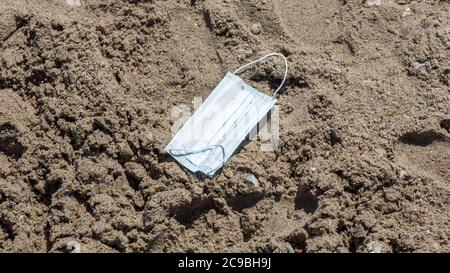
[165,53,288,176]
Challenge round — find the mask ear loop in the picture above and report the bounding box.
[233,53,288,98]
[168,144,226,176]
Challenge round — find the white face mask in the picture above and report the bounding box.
[165,53,288,176]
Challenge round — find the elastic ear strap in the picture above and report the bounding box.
[168,144,225,175]
[233,53,288,98]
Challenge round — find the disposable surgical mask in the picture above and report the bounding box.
[165,53,288,176]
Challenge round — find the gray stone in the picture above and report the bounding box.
[243,173,259,187]
[251,23,262,35]
[286,243,295,253]
[367,0,382,6]
[367,241,382,253]
[66,0,81,6]
[66,241,81,253]
[413,61,426,70]
[399,170,407,180]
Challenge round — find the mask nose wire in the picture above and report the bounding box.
[233,53,288,98]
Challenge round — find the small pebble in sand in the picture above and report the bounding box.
[251,23,262,35]
[366,0,381,6]
[436,31,448,45]
[66,241,81,253]
[367,241,382,253]
[399,170,407,180]
[66,0,81,6]
[402,7,411,17]
[413,61,426,70]
[286,243,295,253]
[243,173,259,187]
[145,131,154,141]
